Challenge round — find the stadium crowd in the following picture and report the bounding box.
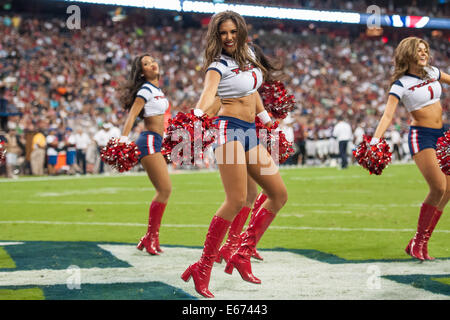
[0,7,448,177]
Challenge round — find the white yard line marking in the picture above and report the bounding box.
[3,200,149,205]
[0,242,24,246]
[3,200,225,205]
[36,187,156,197]
[289,175,365,180]
[0,164,416,184]
[0,170,217,183]
[0,220,449,233]
[279,214,305,218]
[288,203,421,208]
[35,188,211,197]
[307,210,353,214]
[3,200,421,208]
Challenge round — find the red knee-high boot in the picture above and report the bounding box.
[242,193,267,261]
[226,207,275,284]
[422,208,443,260]
[405,203,437,261]
[137,201,166,255]
[181,216,231,298]
[216,207,251,264]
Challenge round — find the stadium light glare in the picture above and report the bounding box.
[181,1,360,24]
[64,0,143,7]
[63,0,181,10]
[143,0,181,11]
[181,1,215,14]
[58,1,450,29]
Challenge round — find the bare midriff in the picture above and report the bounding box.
[410,101,443,129]
[218,92,258,123]
[143,114,165,136]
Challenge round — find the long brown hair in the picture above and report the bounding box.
[251,42,284,81]
[391,37,432,84]
[119,53,152,113]
[203,11,269,79]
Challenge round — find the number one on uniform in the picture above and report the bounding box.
[428,86,434,100]
[252,71,257,89]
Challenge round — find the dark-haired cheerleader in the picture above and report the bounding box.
[119,54,171,256]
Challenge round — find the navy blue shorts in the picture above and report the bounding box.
[213,116,259,152]
[408,126,444,156]
[66,150,76,165]
[136,131,163,160]
[48,155,57,165]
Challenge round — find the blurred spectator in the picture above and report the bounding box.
[74,127,90,175]
[23,123,36,175]
[30,127,46,176]
[64,127,77,174]
[285,112,307,165]
[4,127,24,178]
[0,87,8,131]
[295,119,307,166]
[387,125,403,162]
[353,121,365,147]
[93,123,112,174]
[46,127,59,175]
[333,115,353,169]
[0,130,7,177]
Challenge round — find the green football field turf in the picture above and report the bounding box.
[0,163,448,261]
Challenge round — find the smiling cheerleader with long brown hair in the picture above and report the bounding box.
[371,37,450,261]
[180,10,288,298]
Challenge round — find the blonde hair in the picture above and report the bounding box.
[391,37,432,84]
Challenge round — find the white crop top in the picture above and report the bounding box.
[389,66,442,112]
[206,49,264,99]
[136,82,169,117]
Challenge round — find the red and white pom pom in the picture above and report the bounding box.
[258,80,296,119]
[100,138,141,172]
[255,118,294,164]
[0,141,6,165]
[161,110,217,165]
[353,134,392,175]
[436,129,450,175]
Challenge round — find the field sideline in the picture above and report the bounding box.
[0,164,449,300]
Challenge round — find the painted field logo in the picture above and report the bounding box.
[0,241,448,299]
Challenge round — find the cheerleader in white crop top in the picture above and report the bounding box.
[371,37,450,261]
[118,54,172,256]
[181,10,288,299]
[206,49,264,99]
[388,66,442,113]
